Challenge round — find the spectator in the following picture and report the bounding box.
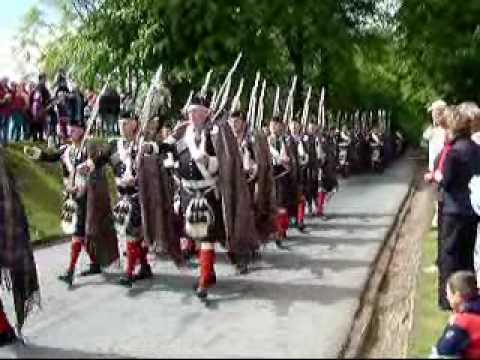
[424,100,448,230]
[99,86,120,136]
[462,103,480,283]
[9,82,28,142]
[25,81,36,141]
[430,271,480,359]
[0,78,12,145]
[424,100,448,172]
[436,106,480,311]
[19,81,31,139]
[55,85,70,145]
[68,82,85,131]
[29,73,51,142]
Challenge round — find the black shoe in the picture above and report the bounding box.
[58,271,74,287]
[133,264,153,281]
[252,250,262,261]
[80,264,102,277]
[297,223,307,233]
[0,329,16,347]
[236,263,249,275]
[275,240,288,250]
[119,276,134,288]
[195,287,208,300]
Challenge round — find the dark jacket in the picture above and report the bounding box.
[440,136,480,217]
[436,296,480,359]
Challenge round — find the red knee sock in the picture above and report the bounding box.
[276,210,289,233]
[317,192,327,216]
[297,199,306,224]
[199,249,216,289]
[126,242,141,278]
[0,310,13,334]
[68,242,83,273]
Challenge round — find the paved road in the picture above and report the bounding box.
[0,156,416,358]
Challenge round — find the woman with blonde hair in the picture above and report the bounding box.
[436,105,480,310]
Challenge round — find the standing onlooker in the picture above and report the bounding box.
[24,81,36,141]
[29,73,51,142]
[462,102,480,283]
[436,106,480,311]
[0,78,12,145]
[67,82,85,142]
[54,83,71,145]
[424,100,448,172]
[424,100,448,230]
[99,86,120,136]
[9,82,28,142]
[19,81,31,140]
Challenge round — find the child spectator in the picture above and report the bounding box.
[431,271,480,359]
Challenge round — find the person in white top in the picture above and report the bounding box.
[423,100,448,231]
[423,100,448,172]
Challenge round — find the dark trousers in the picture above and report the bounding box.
[30,123,44,142]
[438,214,478,310]
[436,201,443,266]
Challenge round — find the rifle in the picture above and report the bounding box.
[247,72,261,133]
[256,79,266,130]
[283,75,297,126]
[301,85,312,128]
[212,52,243,121]
[230,78,244,115]
[273,85,280,118]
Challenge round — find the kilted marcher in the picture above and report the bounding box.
[165,93,259,300]
[268,117,295,246]
[286,120,309,231]
[25,113,119,288]
[92,109,157,287]
[317,130,338,219]
[0,146,40,344]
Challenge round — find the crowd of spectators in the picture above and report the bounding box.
[424,101,480,359]
[0,71,124,147]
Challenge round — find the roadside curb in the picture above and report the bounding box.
[33,236,69,250]
[339,156,420,358]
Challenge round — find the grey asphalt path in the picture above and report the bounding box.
[0,156,416,358]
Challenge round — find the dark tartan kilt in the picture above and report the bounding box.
[320,162,338,192]
[304,167,319,200]
[274,173,297,216]
[179,187,225,243]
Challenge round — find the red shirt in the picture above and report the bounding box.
[10,92,27,112]
[0,86,12,116]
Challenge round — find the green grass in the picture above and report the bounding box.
[5,143,64,243]
[408,230,449,358]
[4,140,118,244]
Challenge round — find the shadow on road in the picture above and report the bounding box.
[1,342,127,358]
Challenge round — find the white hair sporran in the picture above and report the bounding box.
[61,196,79,235]
[113,195,133,242]
[61,147,88,235]
[185,189,215,240]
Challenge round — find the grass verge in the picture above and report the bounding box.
[5,141,117,244]
[408,230,449,358]
[5,143,64,243]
